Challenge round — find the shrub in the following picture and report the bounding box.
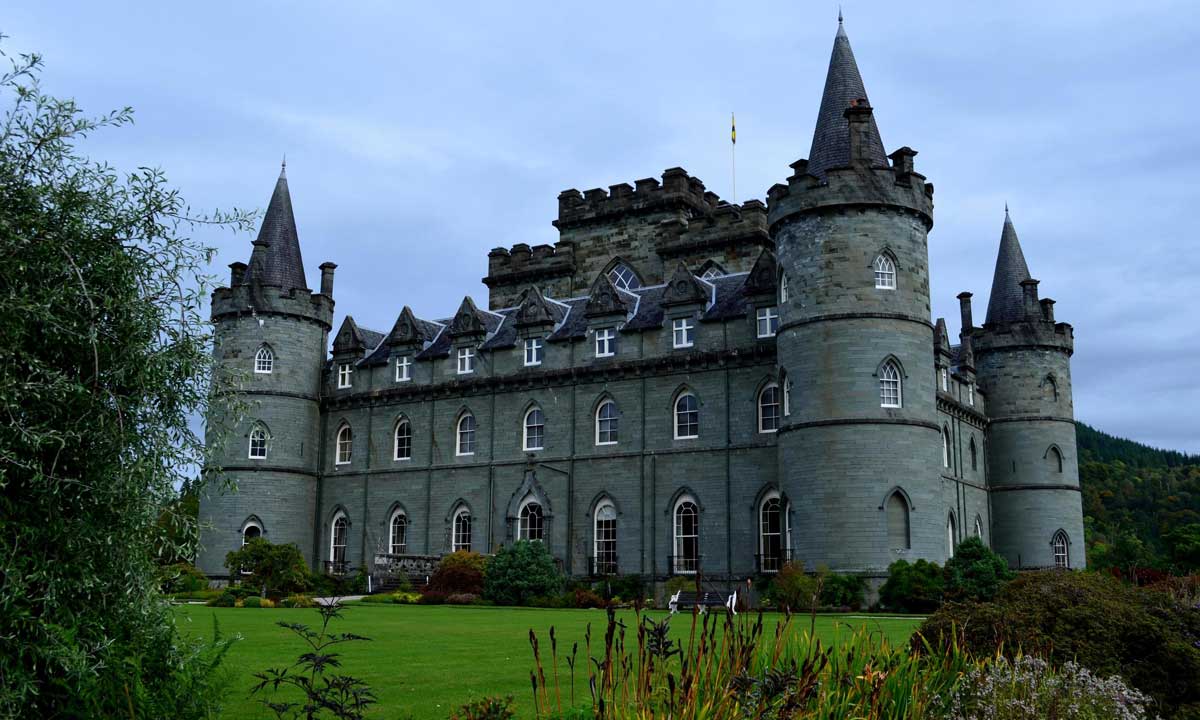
[917,570,1200,719]
[529,593,572,609]
[482,540,563,606]
[599,574,645,604]
[418,591,448,605]
[224,539,311,597]
[169,588,223,602]
[446,593,480,605]
[766,562,823,611]
[159,563,209,594]
[573,589,606,609]
[242,595,275,608]
[429,565,484,595]
[820,573,866,610]
[205,590,237,608]
[280,594,315,609]
[440,550,488,575]
[663,575,696,597]
[943,536,1015,603]
[878,559,943,613]
[450,695,515,720]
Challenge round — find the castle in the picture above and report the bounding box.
[197,20,1085,588]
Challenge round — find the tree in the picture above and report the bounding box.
[878,559,944,613]
[1164,525,1200,573]
[224,539,311,597]
[943,536,1016,603]
[482,541,562,606]
[0,44,251,717]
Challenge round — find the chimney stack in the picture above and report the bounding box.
[319,262,337,297]
[957,292,974,334]
[1020,279,1041,319]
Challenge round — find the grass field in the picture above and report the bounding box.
[174,603,922,720]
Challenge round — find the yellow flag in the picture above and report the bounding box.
[731,112,736,145]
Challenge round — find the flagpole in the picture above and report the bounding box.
[731,112,737,204]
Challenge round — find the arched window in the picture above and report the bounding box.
[782,371,792,416]
[523,407,545,451]
[594,501,617,575]
[452,508,472,552]
[700,266,724,280]
[518,499,544,542]
[249,426,269,460]
[1052,530,1070,569]
[779,272,789,303]
[389,509,407,555]
[394,419,412,461]
[242,520,262,547]
[595,399,619,445]
[607,262,640,290]
[254,345,274,374]
[456,413,476,456]
[330,513,348,568]
[969,437,978,471]
[335,424,352,465]
[947,512,957,558]
[974,515,983,539]
[1044,375,1059,402]
[759,494,788,573]
[874,254,897,289]
[1047,446,1063,473]
[942,427,952,468]
[758,384,781,433]
[674,391,699,439]
[880,360,902,408]
[673,497,699,574]
[886,492,910,550]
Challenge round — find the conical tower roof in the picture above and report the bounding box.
[984,209,1032,325]
[806,16,889,179]
[245,162,309,291]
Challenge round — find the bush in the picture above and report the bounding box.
[599,574,645,604]
[917,570,1200,719]
[663,575,696,597]
[169,588,223,602]
[878,559,943,613]
[418,591,447,605]
[529,593,572,609]
[449,695,515,720]
[223,539,311,597]
[943,536,1015,603]
[440,550,488,575]
[446,593,480,605]
[766,562,823,611]
[206,590,237,608]
[820,573,866,610]
[482,541,563,606]
[159,563,209,594]
[573,588,606,609]
[280,594,315,609]
[428,565,484,595]
[242,595,274,608]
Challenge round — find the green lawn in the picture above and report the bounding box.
[174,603,922,719]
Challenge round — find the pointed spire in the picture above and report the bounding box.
[244,164,308,291]
[806,18,889,179]
[984,209,1033,325]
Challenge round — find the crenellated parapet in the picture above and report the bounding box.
[485,241,576,286]
[656,199,770,259]
[211,282,334,331]
[554,167,718,230]
[972,281,1073,357]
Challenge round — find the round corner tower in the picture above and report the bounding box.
[196,165,335,579]
[970,211,1084,569]
[768,20,944,578]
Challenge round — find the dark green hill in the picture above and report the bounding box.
[1077,421,1199,468]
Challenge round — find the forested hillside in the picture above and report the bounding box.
[1077,422,1200,573]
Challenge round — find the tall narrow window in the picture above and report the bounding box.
[335,425,352,465]
[457,347,475,375]
[969,437,978,471]
[886,492,910,550]
[255,346,274,374]
[874,254,896,289]
[453,508,472,552]
[1052,531,1069,569]
[1047,446,1063,473]
[940,367,949,391]
[673,498,699,574]
[524,338,543,366]
[756,306,779,338]
[974,515,983,539]
[1044,376,1059,402]
[759,384,781,433]
[456,413,476,456]
[608,263,640,290]
[330,513,348,567]
[394,419,412,460]
[518,500,544,541]
[523,407,545,451]
[395,355,412,382]
[968,383,975,406]
[389,510,407,554]
[779,272,789,303]
[594,501,617,575]
[248,427,268,460]
[943,427,952,468]
[674,392,699,439]
[759,495,786,573]
[337,363,352,389]
[672,318,694,348]
[947,513,957,558]
[880,360,902,408]
[595,399,619,445]
[595,328,616,358]
[783,376,791,416]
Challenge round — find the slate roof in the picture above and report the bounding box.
[984,210,1033,325]
[806,18,889,180]
[244,165,309,291]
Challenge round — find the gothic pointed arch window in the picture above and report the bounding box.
[523,407,545,451]
[1052,530,1070,568]
[389,508,408,554]
[607,262,641,290]
[335,424,352,465]
[880,359,902,408]
[394,418,412,461]
[947,512,957,558]
[330,512,348,569]
[254,345,274,374]
[452,506,472,552]
[595,399,619,445]
[248,425,269,460]
[1044,375,1059,402]
[518,498,545,542]
[1046,446,1063,473]
[758,492,789,573]
[673,496,700,574]
[942,426,952,468]
[779,271,789,303]
[456,412,477,456]
[886,491,910,550]
[593,500,617,575]
[758,383,781,433]
[974,515,984,539]
[874,253,897,289]
[674,390,699,439]
[969,436,978,472]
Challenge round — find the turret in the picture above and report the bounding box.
[769,17,944,580]
[197,163,336,578]
[970,209,1083,569]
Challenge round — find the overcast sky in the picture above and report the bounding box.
[6,1,1198,453]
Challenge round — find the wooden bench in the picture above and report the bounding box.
[668,589,737,615]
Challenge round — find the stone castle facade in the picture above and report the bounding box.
[197,21,1085,585]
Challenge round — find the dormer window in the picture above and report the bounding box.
[396,355,412,382]
[608,263,640,290]
[524,338,543,367]
[457,347,475,375]
[337,363,352,389]
[874,254,896,289]
[756,307,779,338]
[595,328,616,358]
[672,318,694,349]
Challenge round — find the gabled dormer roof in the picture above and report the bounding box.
[449,296,487,337]
[984,209,1033,326]
[332,315,366,355]
[744,249,779,297]
[934,318,951,353]
[244,163,309,291]
[660,263,707,307]
[386,306,428,346]
[584,273,629,318]
[513,286,557,328]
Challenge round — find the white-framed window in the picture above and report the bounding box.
[608,263,640,290]
[672,318,694,349]
[595,327,616,358]
[974,515,983,539]
[452,508,472,552]
[456,413,476,456]
[241,520,262,547]
[335,424,352,465]
[255,346,274,374]
[783,376,792,416]
[700,266,723,280]
[395,355,412,382]
[337,362,352,389]
[947,513,957,558]
[779,273,789,303]
[674,392,699,439]
[330,512,348,565]
[389,509,407,554]
[940,367,949,391]
[595,399,619,445]
[456,347,475,375]
[673,497,700,574]
[759,493,788,573]
[968,383,975,406]
[523,407,545,451]
[886,492,911,550]
[756,306,779,338]
[248,426,268,459]
[518,499,544,541]
[524,337,543,366]
[943,427,952,468]
[874,254,896,289]
[758,384,781,433]
[1052,530,1069,568]
[594,501,617,574]
[393,419,411,461]
[880,360,902,408]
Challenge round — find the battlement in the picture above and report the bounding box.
[554,167,719,230]
[767,159,934,231]
[972,318,1074,356]
[484,240,577,289]
[211,282,334,329]
[657,199,770,258]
